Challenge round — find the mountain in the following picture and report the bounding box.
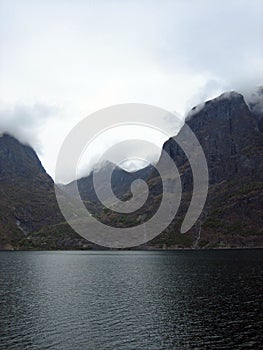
[146,91,263,248]
[1,89,262,250]
[0,134,59,248]
[100,91,263,248]
[63,161,155,204]
[0,134,94,250]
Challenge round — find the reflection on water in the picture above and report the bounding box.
[0,250,262,349]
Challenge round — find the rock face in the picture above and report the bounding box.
[0,134,62,248]
[1,89,262,250]
[147,91,263,248]
[162,92,262,185]
[0,135,154,250]
[0,134,101,250]
[0,134,49,179]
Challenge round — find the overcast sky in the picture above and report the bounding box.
[0,0,262,182]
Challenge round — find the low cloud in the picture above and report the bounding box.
[0,0,262,180]
[243,86,263,116]
[185,79,225,116]
[0,103,58,152]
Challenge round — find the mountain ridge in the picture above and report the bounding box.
[146,90,263,247]
[62,160,155,205]
[0,88,262,249]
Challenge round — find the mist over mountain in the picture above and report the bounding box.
[63,161,156,205]
[0,134,60,249]
[0,103,57,153]
[0,88,262,250]
[244,86,263,133]
[0,134,96,250]
[146,91,263,247]
[98,90,263,248]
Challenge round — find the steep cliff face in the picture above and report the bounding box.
[147,91,263,248]
[162,92,262,184]
[0,134,48,179]
[0,134,154,250]
[0,134,62,248]
[1,89,262,250]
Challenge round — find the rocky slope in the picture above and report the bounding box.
[145,91,263,248]
[0,134,94,250]
[88,91,263,248]
[63,161,155,205]
[1,89,262,249]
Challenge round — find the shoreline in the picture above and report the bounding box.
[1,246,263,252]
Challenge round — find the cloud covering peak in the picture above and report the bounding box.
[0,103,57,152]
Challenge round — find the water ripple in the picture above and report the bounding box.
[0,250,263,349]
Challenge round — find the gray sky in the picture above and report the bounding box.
[0,0,262,181]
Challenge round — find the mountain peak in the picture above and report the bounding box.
[0,133,46,179]
[186,90,248,121]
[216,90,244,101]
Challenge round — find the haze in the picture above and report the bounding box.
[0,0,262,182]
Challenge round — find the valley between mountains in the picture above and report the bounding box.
[0,90,262,250]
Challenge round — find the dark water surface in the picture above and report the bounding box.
[0,250,262,349]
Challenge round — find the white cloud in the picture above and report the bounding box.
[0,102,58,152]
[0,0,262,180]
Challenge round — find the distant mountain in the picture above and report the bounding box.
[0,134,154,250]
[63,161,155,204]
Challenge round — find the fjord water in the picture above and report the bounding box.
[0,250,262,349]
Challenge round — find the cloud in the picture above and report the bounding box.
[185,79,226,114]
[0,0,262,179]
[0,103,58,152]
[75,124,174,183]
[242,86,263,117]
[148,0,263,117]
